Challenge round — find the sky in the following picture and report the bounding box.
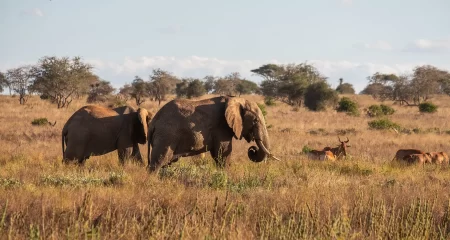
[1,0,450,93]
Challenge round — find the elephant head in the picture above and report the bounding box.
[225,97,278,162]
[136,108,152,144]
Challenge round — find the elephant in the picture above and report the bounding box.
[62,105,152,165]
[146,96,280,172]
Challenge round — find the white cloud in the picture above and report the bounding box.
[21,8,44,17]
[353,40,393,51]
[404,37,450,52]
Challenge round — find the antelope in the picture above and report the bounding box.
[392,149,424,161]
[308,150,336,161]
[402,153,431,165]
[323,137,350,160]
[426,152,449,164]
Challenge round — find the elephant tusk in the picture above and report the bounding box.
[256,139,271,155]
[270,154,281,161]
[255,139,281,161]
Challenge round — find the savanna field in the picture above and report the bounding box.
[1,94,450,239]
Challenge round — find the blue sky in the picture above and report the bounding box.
[1,0,450,92]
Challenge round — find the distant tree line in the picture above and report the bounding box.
[0,55,449,111]
[360,65,450,106]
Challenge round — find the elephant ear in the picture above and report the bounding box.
[225,97,246,139]
[137,108,149,141]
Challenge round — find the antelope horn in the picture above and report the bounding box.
[345,137,349,143]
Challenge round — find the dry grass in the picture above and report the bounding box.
[1,94,450,239]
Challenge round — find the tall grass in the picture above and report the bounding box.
[1,94,450,239]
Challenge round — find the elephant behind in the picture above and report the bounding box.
[62,105,152,164]
[147,96,279,172]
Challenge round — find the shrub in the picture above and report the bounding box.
[336,83,356,94]
[264,96,276,106]
[302,145,312,154]
[336,97,359,116]
[31,118,51,126]
[380,104,395,115]
[367,105,383,117]
[368,118,401,131]
[304,81,339,111]
[419,102,438,113]
[107,96,127,108]
[367,104,395,117]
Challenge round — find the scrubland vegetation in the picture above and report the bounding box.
[1,92,450,239]
[1,56,450,238]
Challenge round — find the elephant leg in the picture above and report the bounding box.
[78,156,89,165]
[64,140,87,164]
[130,143,144,165]
[148,139,175,173]
[210,140,232,168]
[117,148,132,165]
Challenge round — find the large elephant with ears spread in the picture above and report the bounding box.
[147,96,280,172]
[62,105,152,164]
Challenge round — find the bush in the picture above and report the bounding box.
[264,96,276,106]
[367,104,395,117]
[336,97,360,116]
[302,145,312,154]
[380,104,395,115]
[304,81,339,111]
[107,96,127,108]
[31,118,55,126]
[368,118,401,131]
[367,105,383,117]
[336,83,355,94]
[419,102,438,113]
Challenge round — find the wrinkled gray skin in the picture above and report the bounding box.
[62,105,152,165]
[147,96,274,173]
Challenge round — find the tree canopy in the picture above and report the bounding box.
[29,56,95,108]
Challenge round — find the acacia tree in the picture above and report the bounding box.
[6,66,33,104]
[129,76,148,106]
[176,78,206,99]
[203,75,216,93]
[236,79,259,96]
[304,81,339,111]
[361,66,450,106]
[252,63,326,106]
[118,83,133,101]
[410,65,449,103]
[86,80,115,103]
[175,79,189,98]
[148,68,179,106]
[0,71,9,94]
[186,79,206,98]
[336,78,355,94]
[29,56,94,108]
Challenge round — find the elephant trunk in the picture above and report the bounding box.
[248,127,271,163]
